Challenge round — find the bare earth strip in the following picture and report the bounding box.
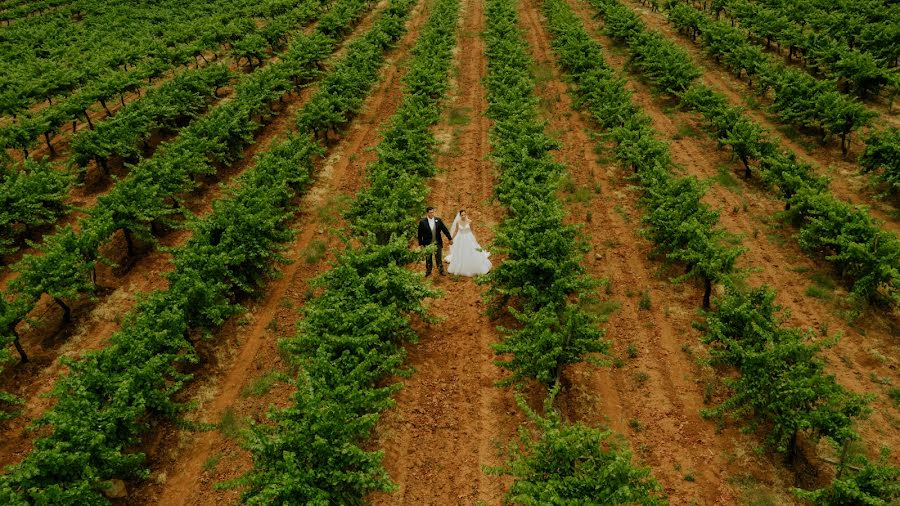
[370,0,520,502]
[619,0,899,227]
[128,0,438,503]
[566,0,900,497]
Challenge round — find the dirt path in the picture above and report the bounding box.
[0,3,391,473]
[129,1,435,503]
[369,0,520,503]
[685,4,900,127]
[1,1,306,140]
[569,0,900,491]
[0,16,313,286]
[618,0,899,228]
[518,0,802,502]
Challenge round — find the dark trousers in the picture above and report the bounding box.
[425,245,444,274]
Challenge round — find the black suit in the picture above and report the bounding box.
[418,217,453,275]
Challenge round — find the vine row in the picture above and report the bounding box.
[593,0,899,305]
[544,0,890,501]
[0,0,404,501]
[662,0,899,195]
[479,0,665,501]
[0,0,376,401]
[233,0,457,501]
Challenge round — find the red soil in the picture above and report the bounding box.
[371,0,520,501]
[621,0,899,228]
[126,1,435,503]
[2,0,896,503]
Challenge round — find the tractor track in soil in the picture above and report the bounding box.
[128,0,435,503]
[619,0,900,228]
[569,0,900,494]
[371,0,520,501]
[0,1,391,475]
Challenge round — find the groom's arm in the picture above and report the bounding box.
[416,220,426,246]
[439,221,453,243]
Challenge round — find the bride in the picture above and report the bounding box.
[445,209,491,276]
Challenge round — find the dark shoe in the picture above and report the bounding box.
[425,271,432,277]
[438,270,445,276]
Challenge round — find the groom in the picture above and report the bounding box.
[417,206,453,276]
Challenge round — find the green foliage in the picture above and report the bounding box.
[686,0,896,100]
[0,159,72,257]
[815,91,876,155]
[70,64,233,168]
[592,0,899,306]
[859,128,900,197]
[628,31,701,94]
[699,288,871,457]
[0,0,394,500]
[295,7,408,142]
[667,0,881,136]
[718,115,770,177]
[793,448,900,505]
[638,290,651,310]
[0,0,370,381]
[698,286,782,368]
[11,224,98,310]
[786,187,899,303]
[557,0,741,309]
[663,0,892,186]
[487,389,665,505]
[238,366,397,504]
[345,0,458,242]
[241,244,435,502]
[494,304,607,387]
[0,0,326,155]
[552,0,873,488]
[482,0,607,389]
[233,0,457,502]
[598,1,700,94]
[0,126,323,504]
[484,202,592,311]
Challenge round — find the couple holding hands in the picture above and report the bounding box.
[416,206,491,277]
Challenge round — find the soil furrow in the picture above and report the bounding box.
[370,0,519,502]
[618,0,899,227]
[0,1,392,474]
[127,1,433,502]
[518,0,796,502]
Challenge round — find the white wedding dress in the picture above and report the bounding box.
[445,222,491,276]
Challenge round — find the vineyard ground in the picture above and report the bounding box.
[620,0,900,228]
[0,0,391,474]
[1,0,897,503]
[371,0,519,500]
[127,0,436,502]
